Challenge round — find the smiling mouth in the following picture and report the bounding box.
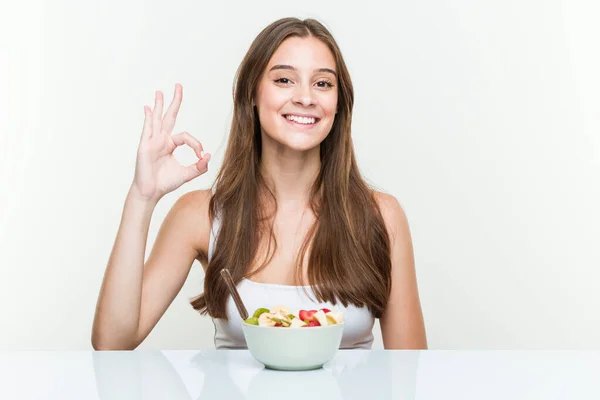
[282,114,321,127]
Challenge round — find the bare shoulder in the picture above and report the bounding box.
[372,190,410,242]
[172,188,212,213]
[165,188,213,262]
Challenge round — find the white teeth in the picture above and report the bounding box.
[286,115,316,124]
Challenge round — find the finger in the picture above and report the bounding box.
[152,90,164,136]
[181,154,210,183]
[171,132,204,159]
[162,83,183,135]
[196,152,211,169]
[141,105,152,140]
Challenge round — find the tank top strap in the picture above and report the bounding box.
[208,209,221,262]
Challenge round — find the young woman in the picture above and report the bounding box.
[92,17,427,350]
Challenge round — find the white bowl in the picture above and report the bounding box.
[241,321,344,371]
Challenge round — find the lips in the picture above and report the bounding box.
[283,113,320,120]
[282,114,321,128]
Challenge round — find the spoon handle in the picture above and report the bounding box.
[220,269,249,320]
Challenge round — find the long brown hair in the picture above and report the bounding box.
[191,17,392,319]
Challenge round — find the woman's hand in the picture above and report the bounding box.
[131,83,210,203]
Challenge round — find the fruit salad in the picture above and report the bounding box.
[244,305,344,328]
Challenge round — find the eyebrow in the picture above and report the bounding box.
[268,64,337,77]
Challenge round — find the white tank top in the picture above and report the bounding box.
[208,214,376,349]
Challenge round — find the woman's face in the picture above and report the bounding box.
[255,36,338,152]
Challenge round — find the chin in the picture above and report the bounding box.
[262,121,331,153]
[280,131,329,152]
[285,142,321,153]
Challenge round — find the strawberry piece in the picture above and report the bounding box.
[299,310,310,321]
[299,309,318,322]
[321,308,331,313]
[302,320,320,327]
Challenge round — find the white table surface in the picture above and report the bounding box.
[1,349,599,399]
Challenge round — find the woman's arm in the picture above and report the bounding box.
[92,85,211,350]
[376,192,428,349]
[91,189,211,350]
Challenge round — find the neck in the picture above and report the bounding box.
[259,139,320,210]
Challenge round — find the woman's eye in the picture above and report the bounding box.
[316,80,334,88]
[274,78,334,88]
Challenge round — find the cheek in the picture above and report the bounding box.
[257,94,285,136]
[322,94,338,117]
[259,86,288,111]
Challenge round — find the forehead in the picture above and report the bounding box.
[266,36,336,72]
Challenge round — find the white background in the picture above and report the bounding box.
[1,0,598,350]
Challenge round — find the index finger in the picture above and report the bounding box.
[162,83,183,135]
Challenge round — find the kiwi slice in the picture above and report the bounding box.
[252,307,270,318]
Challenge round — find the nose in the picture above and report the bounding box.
[292,84,315,107]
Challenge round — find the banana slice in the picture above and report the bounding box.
[258,313,276,327]
[326,310,344,324]
[290,318,307,328]
[312,310,329,326]
[270,305,290,315]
